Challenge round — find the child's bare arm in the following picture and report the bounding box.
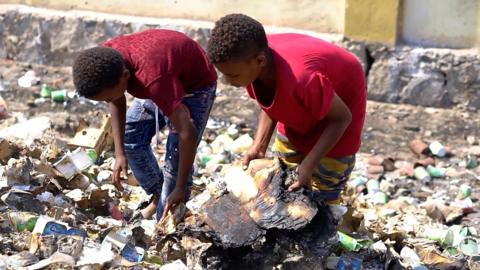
[288,94,352,191]
[162,104,197,218]
[109,95,127,190]
[243,110,277,169]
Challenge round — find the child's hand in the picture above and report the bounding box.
[242,147,266,170]
[288,162,313,192]
[112,154,128,191]
[162,187,186,220]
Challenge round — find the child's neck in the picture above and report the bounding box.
[253,49,276,107]
[257,49,276,90]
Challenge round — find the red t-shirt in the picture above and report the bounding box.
[246,33,366,157]
[103,29,217,116]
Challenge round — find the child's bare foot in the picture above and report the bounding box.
[130,196,159,221]
[139,200,157,219]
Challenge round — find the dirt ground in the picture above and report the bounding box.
[1,59,479,157]
[1,57,480,269]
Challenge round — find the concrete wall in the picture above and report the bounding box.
[1,0,480,48]
[400,0,480,48]
[2,5,479,110]
[0,0,346,34]
[344,0,400,45]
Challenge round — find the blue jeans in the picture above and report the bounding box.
[124,83,216,219]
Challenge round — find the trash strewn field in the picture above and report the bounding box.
[0,60,479,269]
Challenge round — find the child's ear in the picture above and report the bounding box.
[122,68,130,80]
[256,51,268,67]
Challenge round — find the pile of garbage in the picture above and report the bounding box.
[0,106,336,269]
[0,113,163,269]
[0,67,479,270]
[332,138,480,269]
[157,131,480,269]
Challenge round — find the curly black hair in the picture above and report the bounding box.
[72,47,125,97]
[207,14,268,63]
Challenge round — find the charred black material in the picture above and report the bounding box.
[252,169,318,230]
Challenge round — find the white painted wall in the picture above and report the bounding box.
[1,0,346,34]
[401,0,480,48]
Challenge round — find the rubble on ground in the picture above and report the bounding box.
[0,108,478,269]
[0,56,478,269]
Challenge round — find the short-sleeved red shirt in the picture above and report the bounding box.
[246,33,366,157]
[103,29,217,116]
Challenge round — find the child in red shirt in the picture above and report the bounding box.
[73,29,217,219]
[207,14,366,204]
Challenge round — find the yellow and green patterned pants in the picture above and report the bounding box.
[273,134,355,204]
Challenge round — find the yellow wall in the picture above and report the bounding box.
[0,0,346,34]
[344,0,400,45]
[400,0,480,48]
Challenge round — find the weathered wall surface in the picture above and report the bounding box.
[365,44,480,109]
[344,0,400,45]
[0,5,215,65]
[400,0,480,48]
[3,0,480,48]
[0,0,346,34]
[0,5,479,110]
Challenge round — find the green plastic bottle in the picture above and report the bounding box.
[17,217,38,232]
[40,84,53,98]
